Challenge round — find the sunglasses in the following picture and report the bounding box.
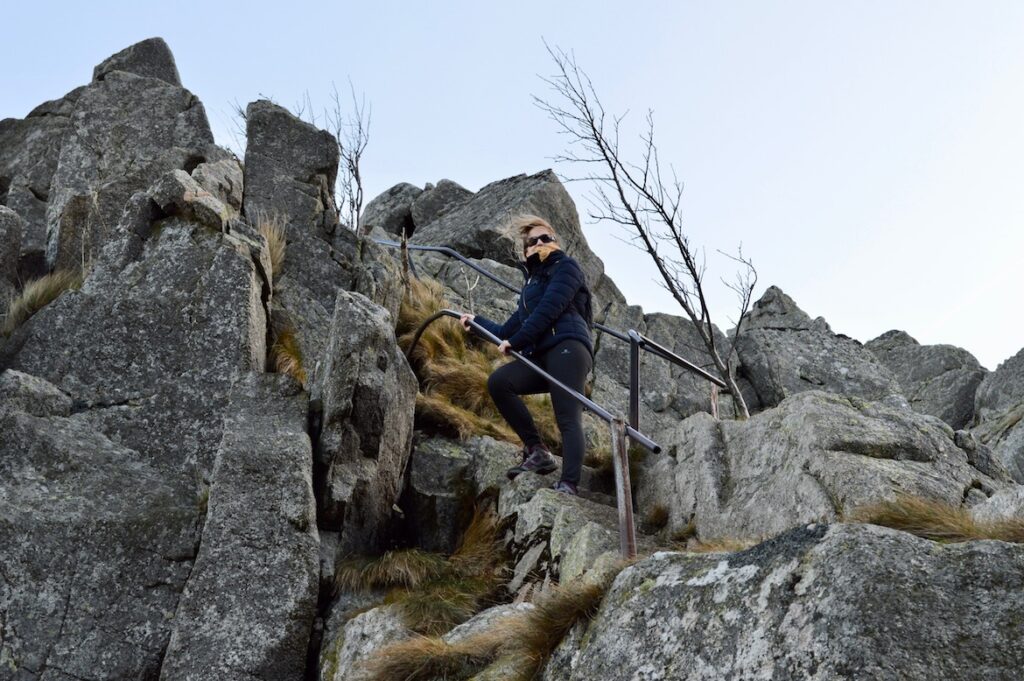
[525,234,556,248]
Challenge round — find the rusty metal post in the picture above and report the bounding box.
[610,417,637,559]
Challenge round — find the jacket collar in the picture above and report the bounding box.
[522,248,565,276]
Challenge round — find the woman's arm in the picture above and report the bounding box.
[506,260,584,351]
[473,309,523,340]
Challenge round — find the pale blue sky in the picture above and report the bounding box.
[4,1,1022,369]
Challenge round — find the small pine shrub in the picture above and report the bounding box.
[1,270,82,336]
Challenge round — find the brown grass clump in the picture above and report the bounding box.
[268,325,307,387]
[363,631,504,681]
[641,504,670,533]
[335,507,507,635]
[396,277,559,447]
[1,270,82,336]
[687,537,758,553]
[257,214,286,281]
[849,494,1024,544]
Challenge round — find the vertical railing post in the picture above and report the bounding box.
[628,331,641,431]
[610,417,637,559]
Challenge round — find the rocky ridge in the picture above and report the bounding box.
[1,38,1022,681]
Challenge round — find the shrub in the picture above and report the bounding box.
[335,507,507,635]
[268,325,307,387]
[1,270,82,336]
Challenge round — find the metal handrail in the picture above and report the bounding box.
[406,308,658,558]
[376,237,731,431]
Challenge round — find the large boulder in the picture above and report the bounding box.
[543,523,1024,680]
[359,182,421,236]
[634,390,1001,542]
[241,99,339,239]
[0,86,84,278]
[320,605,411,681]
[410,179,473,229]
[0,371,198,678]
[972,346,1024,481]
[160,373,319,680]
[92,36,182,86]
[736,286,902,407]
[315,290,418,554]
[412,170,606,288]
[867,329,986,429]
[46,44,219,270]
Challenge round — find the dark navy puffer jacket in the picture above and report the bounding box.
[474,250,593,357]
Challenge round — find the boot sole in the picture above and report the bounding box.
[506,461,559,480]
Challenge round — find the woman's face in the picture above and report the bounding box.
[524,226,556,259]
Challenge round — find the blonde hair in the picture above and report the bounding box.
[504,214,560,261]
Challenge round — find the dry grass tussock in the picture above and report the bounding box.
[257,214,286,282]
[1,270,82,336]
[363,566,623,681]
[849,494,1024,544]
[335,507,507,635]
[268,325,307,387]
[396,277,560,447]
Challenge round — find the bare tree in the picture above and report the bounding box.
[325,81,371,231]
[535,43,757,419]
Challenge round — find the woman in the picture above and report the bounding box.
[460,215,593,496]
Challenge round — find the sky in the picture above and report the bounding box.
[3,1,1022,370]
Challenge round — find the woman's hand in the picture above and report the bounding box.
[460,313,475,331]
[497,340,512,355]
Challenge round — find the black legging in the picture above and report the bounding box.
[486,339,593,484]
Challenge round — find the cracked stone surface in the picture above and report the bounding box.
[971,346,1024,481]
[634,390,1003,541]
[542,523,1024,681]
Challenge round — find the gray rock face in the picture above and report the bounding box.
[0,205,23,300]
[0,87,83,277]
[360,182,421,236]
[191,158,244,212]
[399,435,521,552]
[150,168,231,231]
[634,390,999,541]
[867,329,986,429]
[410,179,473,229]
[736,286,902,408]
[412,170,606,288]
[92,36,182,86]
[316,290,418,554]
[3,218,268,489]
[971,486,1024,523]
[544,523,1024,681]
[46,70,216,270]
[242,99,339,239]
[972,347,1024,481]
[320,605,411,681]
[160,373,319,681]
[0,372,198,679]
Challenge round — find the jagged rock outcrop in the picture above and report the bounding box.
[242,99,338,239]
[411,179,473,228]
[315,290,418,554]
[359,182,422,236]
[542,523,1024,680]
[46,65,219,270]
[634,390,1000,541]
[161,373,319,680]
[412,170,606,288]
[867,329,986,429]
[0,86,84,277]
[92,36,182,85]
[736,286,902,408]
[320,605,410,681]
[972,346,1024,481]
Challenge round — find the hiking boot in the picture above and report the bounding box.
[552,480,578,496]
[506,444,558,480]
